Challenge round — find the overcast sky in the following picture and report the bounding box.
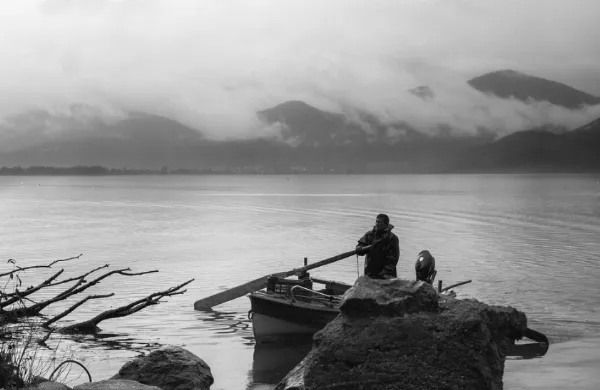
[1,0,600,139]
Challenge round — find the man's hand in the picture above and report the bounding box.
[356,245,365,256]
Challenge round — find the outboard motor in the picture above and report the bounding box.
[415,250,436,284]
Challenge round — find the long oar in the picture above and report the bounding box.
[193,246,371,311]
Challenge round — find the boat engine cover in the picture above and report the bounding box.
[415,250,436,284]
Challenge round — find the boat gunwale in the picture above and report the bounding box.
[249,290,341,313]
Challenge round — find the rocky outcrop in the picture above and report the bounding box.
[74,379,161,390]
[276,276,528,390]
[110,345,213,390]
[339,276,440,317]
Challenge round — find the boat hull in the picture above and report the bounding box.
[252,313,321,341]
[249,291,339,343]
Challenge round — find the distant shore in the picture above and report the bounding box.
[0,165,215,176]
[2,165,600,176]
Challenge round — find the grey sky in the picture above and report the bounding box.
[1,0,600,139]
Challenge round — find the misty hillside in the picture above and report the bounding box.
[256,70,600,147]
[1,70,600,173]
[0,109,204,152]
[0,111,208,169]
[468,70,600,109]
[257,101,368,146]
[1,114,598,172]
[256,100,431,147]
[454,117,600,172]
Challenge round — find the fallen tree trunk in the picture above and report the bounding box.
[57,278,194,334]
[2,268,159,319]
[1,255,194,337]
[42,293,115,328]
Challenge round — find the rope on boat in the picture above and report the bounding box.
[356,254,360,277]
[247,310,254,320]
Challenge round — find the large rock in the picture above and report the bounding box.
[276,276,528,390]
[110,345,213,390]
[74,379,160,390]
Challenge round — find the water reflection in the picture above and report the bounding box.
[194,307,313,388]
[194,309,255,345]
[71,332,163,353]
[250,340,312,388]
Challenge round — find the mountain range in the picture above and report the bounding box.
[1,69,599,173]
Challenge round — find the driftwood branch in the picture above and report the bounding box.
[37,328,55,348]
[42,293,115,329]
[119,271,160,276]
[65,269,159,298]
[2,255,194,344]
[58,278,194,333]
[0,270,65,308]
[0,255,82,278]
[49,265,112,300]
[2,268,159,318]
[46,264,110,289]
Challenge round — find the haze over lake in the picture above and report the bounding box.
[1,173,599,389]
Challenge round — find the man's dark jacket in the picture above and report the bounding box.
[357,224,400,278]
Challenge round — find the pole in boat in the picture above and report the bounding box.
[193,245,371,311]
[440,280,471,292]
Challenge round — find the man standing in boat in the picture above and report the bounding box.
[356,213,400,279]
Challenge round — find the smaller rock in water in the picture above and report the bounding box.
[111,345,214,390]
[74,379,161,390]
[340,276,439,317]
[28,381,72,390]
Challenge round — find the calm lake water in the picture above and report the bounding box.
[1,174,600,389]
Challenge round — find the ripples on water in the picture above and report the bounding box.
[1,174,600,389]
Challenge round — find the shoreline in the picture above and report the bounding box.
[2,166,600,176]
[504,337,600,390]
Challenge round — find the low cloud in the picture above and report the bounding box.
[1,0,599,141]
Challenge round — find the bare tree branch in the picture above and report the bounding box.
[37,328,55,348]
[58,279,194,334]
[3,268,160,318]
[1,254,194,341]
[46,264,110,288]
[42,293,115,328]
[50,265,113,300]
[119,270,159,276]
[1,264,107,310]
[109,279,193,312]
[0,270,64,308]
[0,254,82,278]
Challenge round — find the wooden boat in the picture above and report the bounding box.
[248,274,351,343]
